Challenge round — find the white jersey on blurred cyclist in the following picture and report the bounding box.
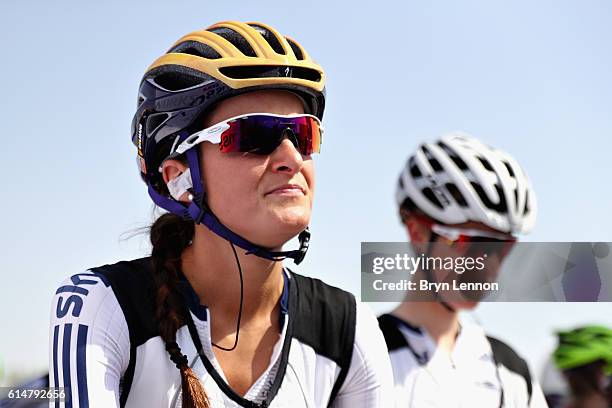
[384,133,547,407]
[379,313,548,407]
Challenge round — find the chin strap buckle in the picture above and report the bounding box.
[293,228,311,265]
[243,228,311,265]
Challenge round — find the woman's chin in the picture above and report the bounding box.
[221,212,308,250]
[269,206,310,229]
[255,212,310,247]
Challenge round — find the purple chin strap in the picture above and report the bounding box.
[147,146,311,265]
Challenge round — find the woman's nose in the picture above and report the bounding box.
[269,136,304,175]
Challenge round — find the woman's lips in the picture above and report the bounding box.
[265,184,305,196]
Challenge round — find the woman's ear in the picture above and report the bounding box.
[401,211,431,252]
[161,160,188,184]
[161,160,191,203]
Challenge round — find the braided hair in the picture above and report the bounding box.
[150,212,210,408]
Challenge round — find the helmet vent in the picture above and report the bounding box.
[422,187,444,209]
[523,191,530,214]
[438,141,468,170]
[286,38,304,60]
[146,113,170,135]
[445,183,468,207]
[514,189,519,206]
[151,71,207,91]
[429,158,443,172]
[477,157,494,171]
[409,157,422,177]
[248,24,286,55]
[449,154,468,170]
[219,65,321,82]
[503,161,515,177]
[208,27,257,57]
[421,146,442,171]
[169,41,221,59]
[471,182,508,213]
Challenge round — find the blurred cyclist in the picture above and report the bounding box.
[378,132,548,407]
[554,325,612,408]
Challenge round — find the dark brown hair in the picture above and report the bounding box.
[563,360,607,400]
[150,212,210,408]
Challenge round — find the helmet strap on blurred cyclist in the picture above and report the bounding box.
[421,233,456,313]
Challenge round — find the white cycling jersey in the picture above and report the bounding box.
[49,258,393,408]
[378,314,548,408]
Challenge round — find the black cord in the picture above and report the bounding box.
[212,241,244,351]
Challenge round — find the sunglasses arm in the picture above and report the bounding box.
[174,123,230,155]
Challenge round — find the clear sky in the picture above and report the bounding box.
[1,0,612,386]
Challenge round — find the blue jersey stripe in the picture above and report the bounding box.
[62,323,73,407]
[76,324,89,408]
[53,325,60,408]
[55,285,89,296]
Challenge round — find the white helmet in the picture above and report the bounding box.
[396,132,537,234]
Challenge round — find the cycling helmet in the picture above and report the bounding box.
[131,21,325,264]
[396,132,537,234]
[132,21,325,190]
[554,326,612,373]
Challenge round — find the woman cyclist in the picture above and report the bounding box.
[49,21,392,408]
[378,133,548,407]
[554,325,612,408]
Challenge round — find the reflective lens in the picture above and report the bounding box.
[415,214,517,258]
[450,235,516,259]
[218,114,322,155]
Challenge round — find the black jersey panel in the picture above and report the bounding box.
[290,272,356,367]
[91,257,160,348]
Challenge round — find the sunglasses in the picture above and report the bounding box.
[415,215,517,258]
[172,113,323,157]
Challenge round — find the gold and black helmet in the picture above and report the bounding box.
[131,21,326,186]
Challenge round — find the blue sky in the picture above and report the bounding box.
[1,0,611,385]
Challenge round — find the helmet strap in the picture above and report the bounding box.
[147,146,310,265]
[422,234,456,313]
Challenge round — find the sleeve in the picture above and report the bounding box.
[332,302,395,408]
[49,271,130,408]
